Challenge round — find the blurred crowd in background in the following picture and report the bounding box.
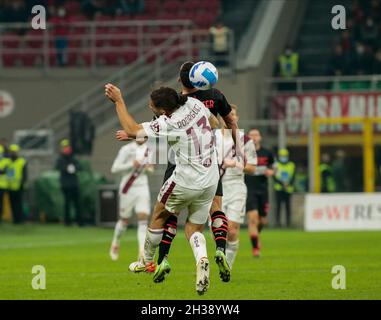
[0,0,146,22]
[275,0,381,87]
[0,0,232,67]
[331,0,381,76]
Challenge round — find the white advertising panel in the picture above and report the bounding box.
[305,193,381,231]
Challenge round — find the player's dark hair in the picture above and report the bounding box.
[179,61,195,89]
[150,87,188,112]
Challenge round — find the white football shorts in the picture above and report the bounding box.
[119,184,151,219]
[222,180,247,224]
[158,175,217,225]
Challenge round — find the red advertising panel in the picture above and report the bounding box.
[271,92,381,134]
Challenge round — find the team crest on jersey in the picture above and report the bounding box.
[150,120,160,133]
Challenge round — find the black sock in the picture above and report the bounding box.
[211,211,228,253]
[250,235,259,249]
[258,223,264,233]
[157,215,178,265]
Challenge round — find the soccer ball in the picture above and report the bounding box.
[189,61,218,90]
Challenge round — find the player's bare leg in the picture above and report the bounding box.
[144,201,170,263]
[210,195,230,282]
[136,213,148,260]
[185,222,210,295]
[210,195,222,217]
[110,218,128,261]
[258,216,268,233]
[129,201,169,273]
[247,209,261,257]
[226,220,240,269]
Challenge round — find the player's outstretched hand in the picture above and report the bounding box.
[105,83,123,103]
[116,130,129,141]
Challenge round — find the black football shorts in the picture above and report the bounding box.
[246,191,269,217]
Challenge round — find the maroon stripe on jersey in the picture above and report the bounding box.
[160,181,176,205]
[122,173,137,194]
[121,147,150,194]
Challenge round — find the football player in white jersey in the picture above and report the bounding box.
[109,139,153,261]
[114,62,239,284]
[215,105,257,269]
[105,84,219,295]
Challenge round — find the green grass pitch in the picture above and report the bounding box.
[0,224,380,300]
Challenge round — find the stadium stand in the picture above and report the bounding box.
[0,1,263,185]
[293,0,351,76]
[219,0,260,49]
[0,0,224,67]
[294,0,381,77]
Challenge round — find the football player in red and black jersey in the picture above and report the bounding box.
[244,128,275,257]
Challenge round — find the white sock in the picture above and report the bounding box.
[144,228,163,262]
[137,220,148,257]
[226,240,239,269]
[189,232,208,265]
[112,220,127,245]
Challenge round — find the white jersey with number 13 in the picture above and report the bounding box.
[142,97,219,190]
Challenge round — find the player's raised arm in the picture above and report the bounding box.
[105,83,146,139]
